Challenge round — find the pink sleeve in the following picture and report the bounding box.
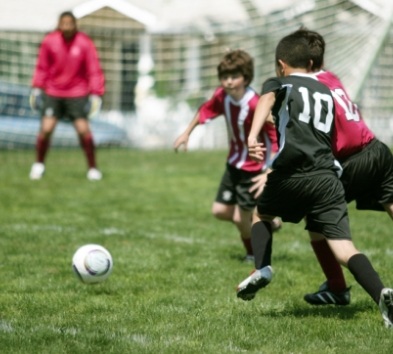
[85,36,105,96]
[198,87,225,124]
[31,38,50,89]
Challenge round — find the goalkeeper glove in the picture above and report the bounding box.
[86,94,102,119]
[29,88,43,111]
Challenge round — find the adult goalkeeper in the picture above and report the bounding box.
[29,11,105,181]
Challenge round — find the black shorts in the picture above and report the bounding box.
[215,163,261,211]
[341,139,393,211]
[257,170,351,240]
[41,95,90,121]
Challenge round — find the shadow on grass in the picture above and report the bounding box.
[257,299,374,320]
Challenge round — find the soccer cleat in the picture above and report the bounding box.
[379,288,393,328]
[87,168,102,181]
[303,281,351,306]
[29,162,45,180]
[236,266,273,301]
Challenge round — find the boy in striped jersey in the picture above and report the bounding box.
[173,49,279,261]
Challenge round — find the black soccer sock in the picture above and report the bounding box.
[251,221,273,269]
[347,253,384,304]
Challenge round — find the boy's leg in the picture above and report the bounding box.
[35,134,50,163]
[79,131,97,169]
[236,217,274,300]
[212,203,254,259]
[304,231,350,305]
[327,238,393,327]
[30,116,57,180]
[233,206,253,259]
[36,116,57,162]
[74,118,101,180]
[251,219,273,269]
[327,239,384,302]
[310,236,347,290]
[74,119,97,168]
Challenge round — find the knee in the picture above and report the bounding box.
[39,131,53,139]
[231,213,244,227]
[211,204,233,221]
[78,130,92,139]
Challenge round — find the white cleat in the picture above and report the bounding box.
[236,266,273,301]
[87,168,102,181]
[379,288,393,328]
[29,162,45,180]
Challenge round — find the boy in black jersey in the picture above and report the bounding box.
[236,32,393,328]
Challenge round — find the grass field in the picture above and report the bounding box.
[1,148,392,353]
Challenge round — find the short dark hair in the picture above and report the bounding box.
[217,49,254,86]
[293,27,325,70]
[275,32,311,69]
[59,11,77,23]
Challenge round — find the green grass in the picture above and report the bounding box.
[0,148,392,354]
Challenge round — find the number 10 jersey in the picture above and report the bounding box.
[262,74,341,176]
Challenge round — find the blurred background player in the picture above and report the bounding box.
[173,49,280,262]
[236,32,393,329]
[294,28,393,306]
[29,11,105,181]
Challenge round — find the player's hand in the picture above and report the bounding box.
[29,88,43,111]
[248,137,266,163]
[249,173,268,199]
[173,133,189,153]
[86,95,102,119]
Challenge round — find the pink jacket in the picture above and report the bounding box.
[32,30,105,97]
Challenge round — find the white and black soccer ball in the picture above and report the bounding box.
[72,244,113,284]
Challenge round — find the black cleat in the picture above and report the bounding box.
[304,281,351,306]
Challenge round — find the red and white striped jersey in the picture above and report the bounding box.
[315,70,374,160]
[198,86,278,172]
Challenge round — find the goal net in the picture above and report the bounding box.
[0,0,392,149]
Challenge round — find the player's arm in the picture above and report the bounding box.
[173,112,200,152]
[85,37,105,118]
[30,40,49,111]
[86,36,105,96]
[249,116,278,198]
[32,39,49,89]
[248,92,276,162]
[174,88,223,152]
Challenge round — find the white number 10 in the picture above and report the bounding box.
[298,87,334,133]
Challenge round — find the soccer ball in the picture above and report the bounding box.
[72,244,113,284]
